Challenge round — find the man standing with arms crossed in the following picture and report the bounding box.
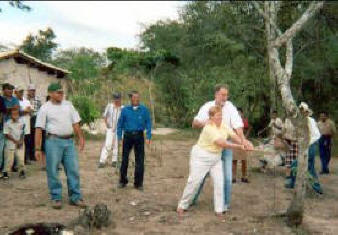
[117,90,152,191]
[191,84,253,211]
[98,92,123,168]
[35,82,85,209]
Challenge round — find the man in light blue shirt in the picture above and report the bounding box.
[117,90,152,190]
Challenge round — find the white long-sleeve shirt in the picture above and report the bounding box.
[308,117,320,145]
[194,100,243,130]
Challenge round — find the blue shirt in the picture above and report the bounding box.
[117,104,152,140]
[3,96,19,121]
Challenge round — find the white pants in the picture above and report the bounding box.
[178,145,225,213]
[99,128,118,163]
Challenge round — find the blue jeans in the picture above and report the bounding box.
[319,135,332,173]
[0,132,5,171]
[308,141,319,179]
[192,149,233,209]
[45,137,82,202]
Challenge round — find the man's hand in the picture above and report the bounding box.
[16,139,23,148]
[146,139,151,145]
[242,139,254,151]
[35,150,42,161]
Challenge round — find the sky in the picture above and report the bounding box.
[0,1,185,52]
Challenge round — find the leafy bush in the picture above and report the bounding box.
[71,95,100,126]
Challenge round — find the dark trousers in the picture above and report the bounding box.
[120,132,145,187]
[24,134,31,163]
[319,135,332,173]
[29,116,37,160]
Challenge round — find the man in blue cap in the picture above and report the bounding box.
[35,82,85,209]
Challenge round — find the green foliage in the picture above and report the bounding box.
[71,95,100,126]
[138,1,338,129]
[0,0,31,12]
[19,27,57,62]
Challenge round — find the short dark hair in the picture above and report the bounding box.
[238,107,243,113]
[2,83,14,90]
[272,110,278,114]
[128,90,139,98]
[214,84,229,93]
[9,107,20,115]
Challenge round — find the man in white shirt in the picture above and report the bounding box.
[98,92,123,168]
[287,102,323,194]
[35,82,85,209]
[14,86,32,164]
[191,84,253,211]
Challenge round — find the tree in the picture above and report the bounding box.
[254,1,324,226]
[0,0,31,12]
[53,47,105,96]
[19,27,57,62]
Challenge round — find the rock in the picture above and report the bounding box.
[144,211,151,216]
[74,225,86,234]
[130,201,137,206]
[129,217,135,222]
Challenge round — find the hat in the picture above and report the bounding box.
[15,85,24,91]
[2,83,15,90]
[28,84,36,90]
[113,92,121,100]
[48,82,63,92]
[299,102,313,116]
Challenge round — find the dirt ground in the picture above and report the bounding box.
[1,137,338,234]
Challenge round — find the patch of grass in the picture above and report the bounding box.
[83,130,105,141]
[152,128,200,141]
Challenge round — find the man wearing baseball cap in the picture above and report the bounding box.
[98,92,123,168]
[35,82,85,209]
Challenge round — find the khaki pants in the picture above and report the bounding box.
[3,146,25,174]
[178,145,225,213]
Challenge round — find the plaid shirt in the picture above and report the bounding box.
[27,96,42,116]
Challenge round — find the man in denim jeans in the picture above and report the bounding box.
[191,84,253,211]
[35,82,85,209]
[0,95,7,173]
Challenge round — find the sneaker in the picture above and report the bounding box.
[134,185,144,191]
[98,162,105,168]
[0,172,9,179]
[52,200,62,210]
[241,178,250,183]
[19,171,26,179]
[69,199,86,208]
[111,162,117,168]
[284,177,294,189]
[118,183,126,188]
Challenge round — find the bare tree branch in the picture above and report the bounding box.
[285,39,293,81]
[273,2,324,47]
[253,1,282,36]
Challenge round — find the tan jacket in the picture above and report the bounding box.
[317,119,336,136]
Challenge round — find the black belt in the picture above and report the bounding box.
[47,133,74,139]
[124,131,143,136]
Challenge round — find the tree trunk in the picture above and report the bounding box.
[256,1,324,226]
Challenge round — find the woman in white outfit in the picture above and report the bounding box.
[177,106,248,217]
